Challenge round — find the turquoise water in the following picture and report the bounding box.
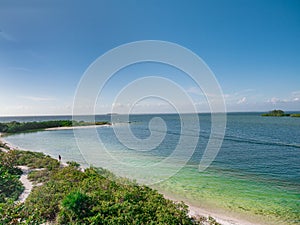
[2,113,300,224]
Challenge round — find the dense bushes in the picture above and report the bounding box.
[0,120,72,133]
[14,150,60,170]
[262,110,300,118]
[262,110,289,117]
[0,149,60,205]
[0,149,216,224]
[0,165,23,203]
[0,150,24,203]
[59,191,93,223]
[0,150,62,224]
[22,166,196,224]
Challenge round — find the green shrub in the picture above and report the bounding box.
[0,150,22,175]
[22,166,198,224]
[0,120,110,134]
[1,149,210,224]
[66,161,80,168]
[291,114,300,117]
[0,166,24,202]
[0,151,23,203]
[28,169,50,184]
[59,191,93,223]
[0,199,26,224]
[262,109,289,117]
[14,150,59,170]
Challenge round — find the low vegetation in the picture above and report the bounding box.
[0,148,220,224]
[0,159,23,203]
[0,120,111,134]
[262,110,290,117]
[262,110,300,117]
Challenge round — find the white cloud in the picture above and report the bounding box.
[268,97,281,104]
[224,89,256,105]
[19,96,56,102]
[186,86,203,95]
[292,91,300,98]
[237,97,246,104]
[270,91,300,105]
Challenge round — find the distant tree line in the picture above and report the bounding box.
[0,120,111,133]
[262,110,300,117]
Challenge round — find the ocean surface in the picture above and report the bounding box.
[1,113,300,224]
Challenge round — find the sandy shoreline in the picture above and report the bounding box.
[45,124,110,131]
[160,192,264,225]
[0,133,19,150]
[0,135,264,225]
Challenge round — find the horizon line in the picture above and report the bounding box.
[1,110,300,118]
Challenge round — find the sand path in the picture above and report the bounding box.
[17,166,33,203]
[16,166,45,203]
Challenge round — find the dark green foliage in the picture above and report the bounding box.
[291,113,300,117]
[0,141,7,148]
[0,149,59,204]
[261,110,300,118]
[23,166,88,222]
[95,121,111,125]
[0,149,213,224]
[0,199,25,224]
[14,150,60,170]
[23,166,198,224]
[59,191,93,223]
[0,198,46,224]
[0,120,111,133]
[208,216,222,225]
[0,150,23,203]
[0,120,72,133]
[0,165,24,202]
[262,110,290,117]
[66,161,81,168]
[0,150,22,175]
[0,123,8,133]
[28,169,51,184]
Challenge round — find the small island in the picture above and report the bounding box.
[262,110,300,117]
[262,110,290,117]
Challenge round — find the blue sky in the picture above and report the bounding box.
[0,0,299,115]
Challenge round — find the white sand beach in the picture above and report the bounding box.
[161,192,265,225]
[17,166,34,203]
[45,124,110,131]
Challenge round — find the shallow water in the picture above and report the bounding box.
[2,113,300,224]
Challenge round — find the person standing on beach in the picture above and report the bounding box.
[58,155,61,161]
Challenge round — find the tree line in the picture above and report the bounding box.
[0,120,111,133]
